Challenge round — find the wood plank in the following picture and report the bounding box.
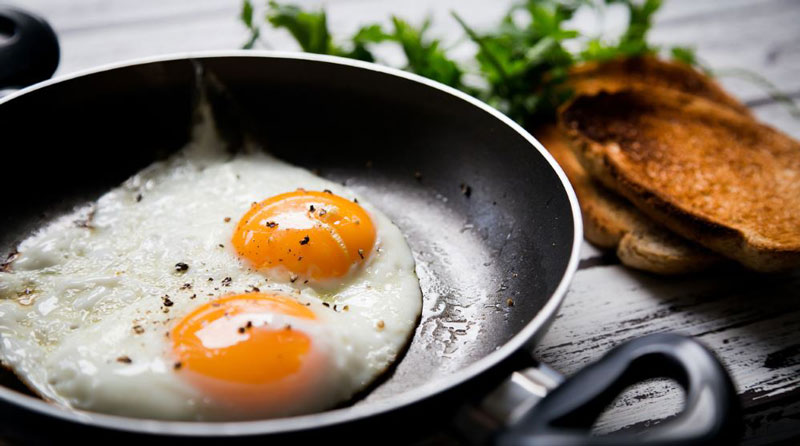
[10,0,800,440]
[24,0,800,105]
[750,100,800,140]
[535,244,800,434]
[651,0,800,104]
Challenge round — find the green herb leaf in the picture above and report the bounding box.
[240,0,260,49]
[241,1,798,125]
[266,1,333,54]
[241,0,254,28]
[384,16,466,89]
[670,46,697,66]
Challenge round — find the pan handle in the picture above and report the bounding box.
[0,5,59,91]
[492,333,741,445]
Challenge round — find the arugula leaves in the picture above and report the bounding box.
[238,0,697,125]
[263,1,375,61]
[386,17,467,90]
[452,2,581,124]
[244,1,470,88]
[240,0,259,50]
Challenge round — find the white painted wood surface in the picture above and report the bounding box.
[11,0,800,443]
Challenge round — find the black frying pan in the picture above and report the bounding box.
[0,6,739,445]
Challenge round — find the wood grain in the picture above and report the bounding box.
[11,0,800,442]
[537,242,800,439]
[23,0,800,104]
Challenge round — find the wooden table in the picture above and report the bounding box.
[19,0,800,443]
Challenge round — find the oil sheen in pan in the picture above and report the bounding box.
[332,179,520,403]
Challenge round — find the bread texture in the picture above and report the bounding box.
[561,87,800,271]
[536,124,720,274]
[533,56,740,274]
[566,56,751,116]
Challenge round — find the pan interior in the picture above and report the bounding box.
[0,55,575,416]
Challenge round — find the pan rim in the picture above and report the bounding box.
[0,50,583,436]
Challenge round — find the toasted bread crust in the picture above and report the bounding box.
[562,87,800,271]
[616,230,720,275]
[567,57,751,116]
[536,124,720,274]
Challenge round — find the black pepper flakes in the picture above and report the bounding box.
[265,221,278,228]
[221,277,232,286]
[238,327,246,334]
[190,294,196,299]
[460,183,472,197]
[358,249,365,260]
[322,302,330,308]
[117,356,132,364]
[506,298,514,307]
[246,321,253,329]
[309,205,315,212]
[132,325,145,335]
[224,217,231,222]
[290,274,298,283]
[323,189,332,194]
[174,262,189,272]
[173,362,183,370]
[181,283,192,290]
[136,194,143,202]
[353,198,358,203]
[299,236,310,245]
[162,295,174,307]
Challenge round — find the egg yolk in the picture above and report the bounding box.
[232,190,376,281]
[171,293,321,404]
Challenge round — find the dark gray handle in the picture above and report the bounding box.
[0,5,59,89]
[497,333,741,445]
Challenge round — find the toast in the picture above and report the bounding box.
[535,124,721,274]
[536,56,739,274]
[561,87,800,271]
[566,57,751,116]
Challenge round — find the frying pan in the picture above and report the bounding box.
[0,6,740,445]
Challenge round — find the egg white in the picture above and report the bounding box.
[0,115,422,420]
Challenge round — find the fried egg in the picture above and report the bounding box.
[0,114,422,420]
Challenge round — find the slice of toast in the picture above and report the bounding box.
[535,124,721,274]
[533,56,739,274]
[561,87,800,272]
[566,57,751,116]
